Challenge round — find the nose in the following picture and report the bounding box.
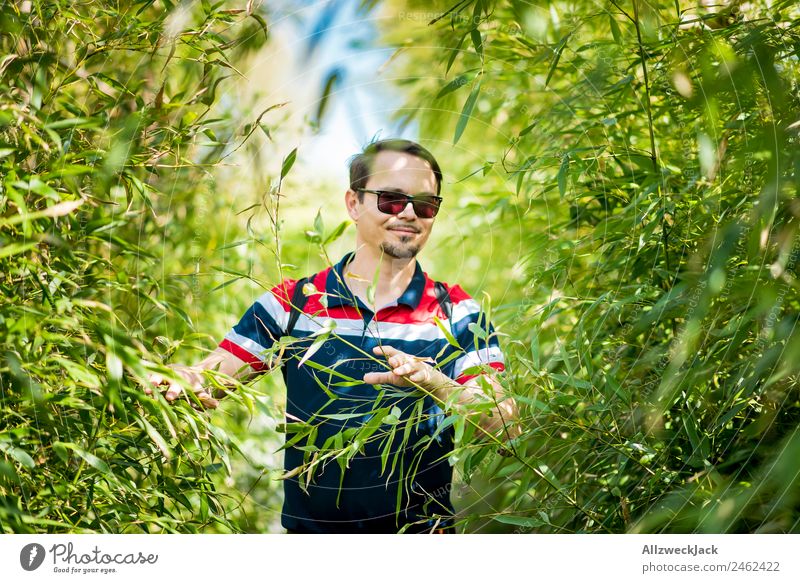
[396,200,417,219]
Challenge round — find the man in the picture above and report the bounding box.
[147,139,519,533]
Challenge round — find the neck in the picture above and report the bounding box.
[344,245,417,309]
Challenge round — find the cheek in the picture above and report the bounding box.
[361,213,387,238]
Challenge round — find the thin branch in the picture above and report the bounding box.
[608,0,635,23]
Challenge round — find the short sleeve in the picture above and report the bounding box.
[448,294,506,385]
[218,281,293,371]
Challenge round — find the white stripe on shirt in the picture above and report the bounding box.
[223,330,271,362]
[452,345,505,378]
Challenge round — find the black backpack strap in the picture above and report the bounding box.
[434,281,453,332]
[285,276,310,337]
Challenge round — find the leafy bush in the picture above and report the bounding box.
[383,0,800,532]
[0,0,270,533]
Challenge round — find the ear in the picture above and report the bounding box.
[345,189,360,221]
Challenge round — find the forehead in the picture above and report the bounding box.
[366,150,437,191]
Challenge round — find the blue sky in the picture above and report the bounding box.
[269,0,418,182]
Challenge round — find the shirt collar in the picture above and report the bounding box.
[324,251,427,310]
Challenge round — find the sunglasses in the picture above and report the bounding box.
[356,189,443,219]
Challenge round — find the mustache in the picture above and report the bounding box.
[387,225,420,233]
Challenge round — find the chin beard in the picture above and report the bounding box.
[380,241,420,259]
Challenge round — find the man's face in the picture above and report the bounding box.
[346,150,438,260]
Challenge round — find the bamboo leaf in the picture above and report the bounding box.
[435,74,471,100]
[0,442,35,469]
[545,33,570,87]
[453,81,481,145]
[470,28,483,59]
[280,147,297,180]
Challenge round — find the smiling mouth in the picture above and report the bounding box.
[388,227,419,234]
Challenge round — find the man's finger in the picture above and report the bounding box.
[392,363,411,375]
[373,345,399,356]
[388,354,409,368]
[164,380,182,401]
[196,391,219,409]
[408,368,432,383]
[373,345,411,370]
[363,372,400,385]
[363,372,386,384]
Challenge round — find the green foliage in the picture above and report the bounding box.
[384,0,800,532]
[5,0,800,535]
[0,0,271,532]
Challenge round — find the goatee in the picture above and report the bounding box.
[380,241,420,259]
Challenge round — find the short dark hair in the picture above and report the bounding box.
[348,139,443,202]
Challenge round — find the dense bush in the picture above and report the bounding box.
[0,0,271,532]
[3,0,799,534]
[381,0,800,532]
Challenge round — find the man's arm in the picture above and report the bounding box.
[448,372,521,439]
[146,281,294,408]
[363,345,521,440]
[145,346,259,409]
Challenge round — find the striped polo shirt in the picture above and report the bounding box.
[219,251,505,533]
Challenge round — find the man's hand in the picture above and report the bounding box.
[145,364,219,409]
[364,344,520,440]
[363,345,450,394]
[144,347,254,410]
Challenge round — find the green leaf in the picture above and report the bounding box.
[445,33,467,75]
[367,261,381,307]
[313,208,324,239]
[54,357,101,389]
[609,15,621,44]
[280,147,297,180]
[434,315,460,348]
[106,351,123,380]
[56,442,110,474]
[142,418,173,459]
[545,33,570,88]
[530,333,540,369]
[454,81,481,145]
[470,28,483,58]
[297,322,335,367]
[557,154,569,197]
[0,442,35,469]
[0,198,84,227]
[519,122,537,137]
[435,74,470,100]
[0,241,38,259]
[0,460,18,483]
[324,220,351,245]
[493,515,543,527]
[453,414,465,443]
[314,70,341,128]
[467,322,488,340]
[250,12,269,40]
[44,118,98,130]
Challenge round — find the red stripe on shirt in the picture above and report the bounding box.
[455,361,506,385]
[219,338,268,371]
[255,269,489,330]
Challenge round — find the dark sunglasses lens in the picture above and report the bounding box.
[377,191,440,218]
[377,191,409,215]
[412,197,440,218]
